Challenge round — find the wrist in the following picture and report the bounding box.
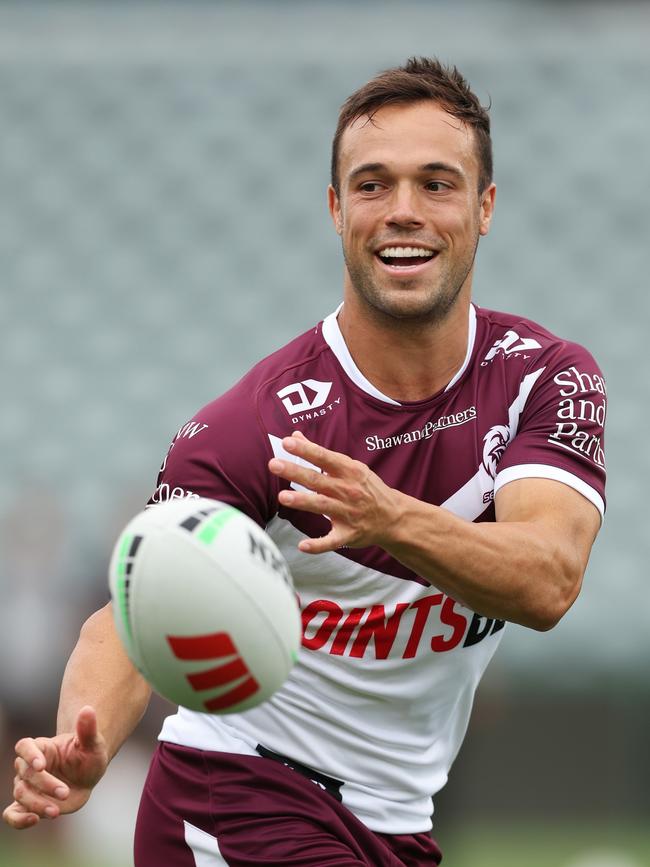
[376,488,417,550]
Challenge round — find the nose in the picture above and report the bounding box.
[384,183,425,229]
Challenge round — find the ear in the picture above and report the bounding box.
[328,185,343,235]
[479,183,496,236]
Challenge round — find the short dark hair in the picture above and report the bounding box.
[331,57,492,195]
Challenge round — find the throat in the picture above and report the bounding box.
[337,298,473,402]
[364,366,458,401]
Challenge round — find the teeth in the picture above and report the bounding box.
[378,247,435,259]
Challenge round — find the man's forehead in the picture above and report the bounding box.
[339,101,477,177]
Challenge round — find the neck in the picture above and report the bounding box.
[337,288,472,402]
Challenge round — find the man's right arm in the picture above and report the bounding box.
[56,603,151,759]
[3,602,151,829]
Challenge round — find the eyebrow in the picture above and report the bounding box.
[347,161,466,182]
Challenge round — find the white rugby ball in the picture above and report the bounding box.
[108,497,301,714]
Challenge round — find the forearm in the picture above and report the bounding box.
[268,434,598,630]
[384,492,580,630]
[56,602,151,761]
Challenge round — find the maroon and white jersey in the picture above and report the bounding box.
[151,303,606,834]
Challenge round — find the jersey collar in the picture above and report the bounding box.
[322,303,477,406]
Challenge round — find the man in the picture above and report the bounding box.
[4,58,605,865]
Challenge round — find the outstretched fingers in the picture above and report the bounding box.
[269,459,332,497]
[268,431,397,553]
[277,485,341,514]
[282,432,351,475]
[269,433,359,498]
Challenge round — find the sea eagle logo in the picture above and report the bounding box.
[482,425,511,479]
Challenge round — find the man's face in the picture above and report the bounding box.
[329,101,495,324]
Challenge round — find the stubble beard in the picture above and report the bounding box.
[342,235,480,330]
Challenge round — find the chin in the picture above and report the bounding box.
[346,261,460,325]
[371,288,456,324]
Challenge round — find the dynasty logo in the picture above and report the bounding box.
[481,329,542,366]
[276,379,342,423]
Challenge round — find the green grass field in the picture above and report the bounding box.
[1,823,649,867]
[441,823,650,867]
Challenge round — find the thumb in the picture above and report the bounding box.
[74,706,101,752]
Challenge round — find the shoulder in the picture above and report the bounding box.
[164,317,333,456]
[149,318,335,523]
[191,319,332,425]
[479,307,607,515]
[474,305,604,378]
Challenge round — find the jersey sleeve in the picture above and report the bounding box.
[147,381,278,528]
[495,343,607,517]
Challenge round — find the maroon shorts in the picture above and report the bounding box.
[134,742,442,866]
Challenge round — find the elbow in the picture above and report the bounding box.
[523,563,585,633]
[524,601,570,633]
[79,602,114,641]
[528,608,564,633]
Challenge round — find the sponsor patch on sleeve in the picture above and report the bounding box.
[547,365,606,468]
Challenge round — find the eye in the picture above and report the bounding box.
[359,181,385,193]
[426,181,450,193]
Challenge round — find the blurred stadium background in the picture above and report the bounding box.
[1,0,648,865]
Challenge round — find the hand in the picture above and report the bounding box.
[268,431,402,554]
[3,706,109,829]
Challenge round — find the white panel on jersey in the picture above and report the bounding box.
[507,367,546,437]
[184,821,230,867]
[268,434,322,493]
[441,366,547,521]
[441,465,493,521]
[494,463,605,518]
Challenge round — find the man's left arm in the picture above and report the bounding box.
[269,433,600,631]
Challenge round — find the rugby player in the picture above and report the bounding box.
[4,58,606,866]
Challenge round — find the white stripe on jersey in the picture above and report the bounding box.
[495,463,605,518]
[184,821,230,866]
[268,434,322,493]
[507,367,546,437]
[441,367,546,519]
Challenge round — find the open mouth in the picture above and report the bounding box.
[376,246,438,269]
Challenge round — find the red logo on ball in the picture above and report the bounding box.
[166,631,260,711]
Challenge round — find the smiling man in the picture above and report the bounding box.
[5,58,606,867]
[334,104,489,328]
